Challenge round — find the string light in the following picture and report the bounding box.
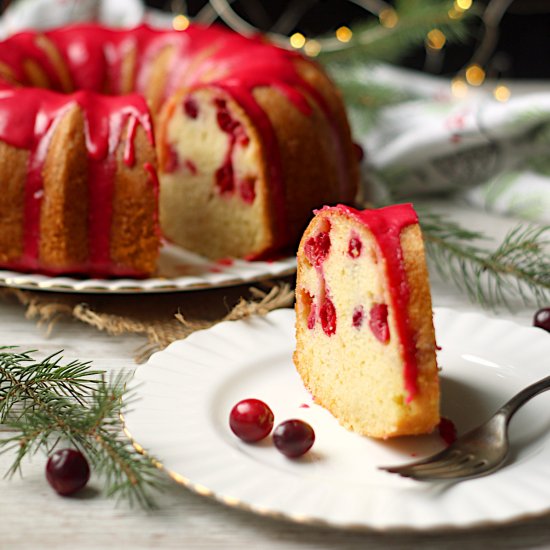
[493,85,511,102]
[290,32,306,49]
[455,0,473,10]
[175,0,506,94]
[465,64,486,86]
[172,14,190,31]
[379,8,399,29]
[426,29,446,50]
[451,77,468,98]
[304,39,322,57]
[336,26,353,43]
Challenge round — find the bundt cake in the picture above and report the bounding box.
[0,23,358,275]
[294,204,440,438]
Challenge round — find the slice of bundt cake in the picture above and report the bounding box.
[294,204,440,438]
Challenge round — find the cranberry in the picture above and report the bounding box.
[319,297,337,336]
[215,162,234,194]
[239,177,256,204]
[217,109,239,134]
[214,97,227,109]
[273,419,315,458]
[184,159,198,175]
[164,145,179,173]
[229,399,274,442]
[307,303,316,330]
[183,97,199,119]
[369,303,389,343]
[348,235,362,258]
[534,307,550,333]
[352,305,364,328]
[304,231,331,268]
[46,448,90,496]
[438,417,457,446]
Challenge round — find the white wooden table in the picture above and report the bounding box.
[1,202,549,550]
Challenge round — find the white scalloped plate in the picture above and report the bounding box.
[0,243,296,293]
[123,307,550,531]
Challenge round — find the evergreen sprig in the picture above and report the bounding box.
[0,348,165,508]
[419,210,550,308]
[318,0,473,65]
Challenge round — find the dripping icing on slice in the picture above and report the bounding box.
[330,203,420,402]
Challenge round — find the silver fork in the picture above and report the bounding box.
[380,374,550,481]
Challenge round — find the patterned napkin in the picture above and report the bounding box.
[357,65,550,223]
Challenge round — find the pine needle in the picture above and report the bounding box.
[318,0,474,65]
[0,349,165,508]
[419,210,550,308]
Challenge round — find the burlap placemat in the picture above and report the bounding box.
[0,282,295,362]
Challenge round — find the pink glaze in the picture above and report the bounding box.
[329,204,420,402]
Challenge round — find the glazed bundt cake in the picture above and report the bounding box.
[294,204,440,438]
[0,23,358,275]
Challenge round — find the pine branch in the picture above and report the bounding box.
[0,349,165,508]
[318,0,474,65]
[419,210,550,308]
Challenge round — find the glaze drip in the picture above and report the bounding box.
[331,203,420,401]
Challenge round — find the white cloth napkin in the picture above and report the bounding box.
[359,65,550,223]
[0,0,144,37]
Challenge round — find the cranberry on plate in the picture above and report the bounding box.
[229,398,274,442]
[272,419,315,458]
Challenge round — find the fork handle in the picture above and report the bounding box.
[499,374,550,424]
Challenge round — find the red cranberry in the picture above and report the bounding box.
[229,398,274,442]
[369,303,389,343]
[214,97,227,109]
[348,236,362,258]
[217,110,236,133]
[46,449,90,496]
[183,97,199,119]
[184,159,198,175]
[273,419,315,458]
[438,417,457,446]
[304,231,331,268]
[534,307,550,332]
[215,162,234,194]
[307,303,316,330]
[239,177,256,204]
[352,305,364,328]
[319,297,337,336]
[164,145,179,173]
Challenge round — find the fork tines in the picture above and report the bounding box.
[379,449,491,481]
